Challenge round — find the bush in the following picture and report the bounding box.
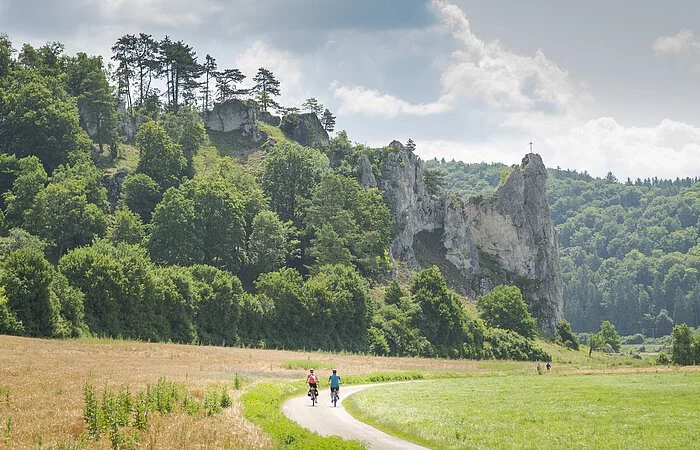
[556,319,579,350]
[623,333,645,345]
[657,352,671,365]
[477,285,536,339]
[484,327,550,361]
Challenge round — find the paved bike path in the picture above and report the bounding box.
[282,383,428,449]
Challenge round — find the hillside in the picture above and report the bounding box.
[424,158,700,334]
[0,33,568,366]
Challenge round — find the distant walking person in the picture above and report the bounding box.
[328,369,342,401]
[307,369,318,396]
[546,361,551,371]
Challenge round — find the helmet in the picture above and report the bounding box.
[332,369,337,373]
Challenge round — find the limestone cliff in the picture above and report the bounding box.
[201,99,264,143]
[377,142,563,334]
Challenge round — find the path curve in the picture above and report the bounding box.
[282,383,428,449]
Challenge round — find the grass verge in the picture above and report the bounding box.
[241,381,365,449]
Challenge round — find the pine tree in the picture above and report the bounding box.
[302,98,324,116]
[215,68,246,103]
[252,67,281,111]
[202,54,217,111]
[321,109,336,132]
[406,138,416,152]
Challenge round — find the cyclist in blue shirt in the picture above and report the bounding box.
[328,369,341,401]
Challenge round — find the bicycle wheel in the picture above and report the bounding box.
[332,392,337,407]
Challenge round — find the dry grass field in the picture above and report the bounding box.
[0,335,489,449]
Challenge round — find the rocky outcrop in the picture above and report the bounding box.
[280,113,330,148]
[102,168,130,209]
[258,110,281,126]
[202,99,264,143]
[357,155,377,188]
[378,144,563,334]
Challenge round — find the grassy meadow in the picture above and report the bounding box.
[344,370,700,449]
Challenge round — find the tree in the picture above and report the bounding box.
[159,37,203,112]
[588,332,604,356]
[58,240,155,338]
[411,266,474,357]
[655,309,675,337]
[119,173,162,223]
[189,264,243,346]
[215,68,246,103]
[0,33,14,79]
[670,323,696,365]
[148,177,246,271]
[598,320,621,352]
[301,98,324,116]
[477,285,537,338]
[0,286,24,336]
[321,109,336,132]
[159,107,207,178]
[2,156,47,229]
[202,54,217,111]
[406,138,416,152]
[0,70,91,173]
[107,206,145,246]
[259,142,328,225]
[24,163,108,255]
[1,247,59,337]
[252,67,281,111]
[306,173,391,276]
[65,52,119,155]
[308,224,352,271]
[556,319,579,350]
[304,264,373,352]
[248,210,297,274]
[255,268,307,347]
[135,121,186,189]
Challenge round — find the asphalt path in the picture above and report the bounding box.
[282,383,428,449]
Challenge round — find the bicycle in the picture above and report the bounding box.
[310,387,318,406]
[331,388,339,407]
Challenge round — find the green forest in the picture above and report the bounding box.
[0,33,564,362]
[424,158,700,336]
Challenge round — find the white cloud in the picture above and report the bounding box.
[332,83,451,118]
[416,118,700,181]
[653,29,700,56]
[433,1,584,114]
[333,0,588,120]
[235,41,306,107]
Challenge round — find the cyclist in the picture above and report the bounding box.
[306,369,318,397]
[328,368,341,401]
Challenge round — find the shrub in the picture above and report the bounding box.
[477,285,536,339]
[623,333,645,345]
[484,328,550,361]
[657,352,671,365]
[556,320,579,350]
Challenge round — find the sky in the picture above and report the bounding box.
[2,0,700,180]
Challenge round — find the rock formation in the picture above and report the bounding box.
[201,99,264,143]
[377,142,563,334]
[280,113,330,148]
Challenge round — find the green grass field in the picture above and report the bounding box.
[344,371,700,449]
